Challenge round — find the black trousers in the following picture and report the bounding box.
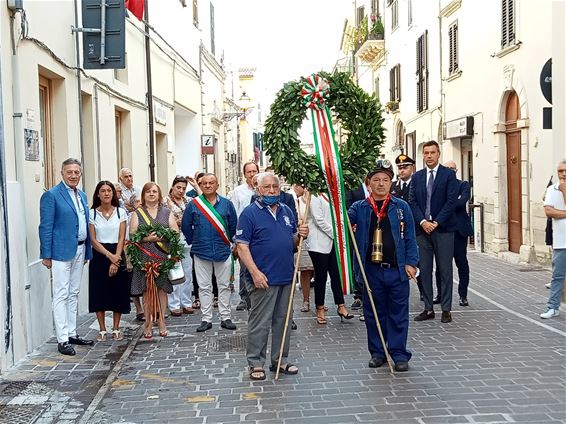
[309,247,345,307]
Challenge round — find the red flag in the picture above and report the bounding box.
[125,0,144,20]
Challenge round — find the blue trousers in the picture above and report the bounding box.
[547,248,566,310]
[363,263,412,363]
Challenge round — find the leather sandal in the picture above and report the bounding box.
[269,363,299,375]
[96,331,107,342]
[249,367,266,381]
[315,306,327,324]
[112,329,124,341]
[300,300,310,312]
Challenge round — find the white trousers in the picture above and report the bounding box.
[51,246,85,343]
[168,245,193,310]
[194,256,232,322]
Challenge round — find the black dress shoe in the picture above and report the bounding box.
[220,319,236,330]
[196,321,212,332]
[433,296,441,304]
[459,297,469,307]
[291,320,297,330]
[414,310,435,321]
[69,335,94,346]
[441,311,452,323]
[394,361,409,372]
[58,342,76,356]
[368,357,386,368]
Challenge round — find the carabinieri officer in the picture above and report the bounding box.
[348,160,419,372]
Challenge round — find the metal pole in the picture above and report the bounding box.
[144,0,156,181]
[73,0,86,186]
[100,0,106,65]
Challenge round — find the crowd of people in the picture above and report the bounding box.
[38,148,565,377]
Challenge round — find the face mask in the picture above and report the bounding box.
[262,195,280,206]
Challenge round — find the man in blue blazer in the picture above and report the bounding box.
[409,141,458,323]
[39,158,93,355]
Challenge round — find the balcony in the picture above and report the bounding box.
[354,18,385,67]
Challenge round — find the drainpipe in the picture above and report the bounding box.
[144,0,156,181]
[94,85,101,180]
[73,0,86,186]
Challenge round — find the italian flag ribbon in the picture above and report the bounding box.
[192,195,235,280]
[304,74,354,295]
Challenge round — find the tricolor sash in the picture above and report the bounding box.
[303,74,354,295]
[192,195,235,280]
[192,195,231,246]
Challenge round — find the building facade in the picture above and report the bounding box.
[0,0,234,371]
[343,0,563,265]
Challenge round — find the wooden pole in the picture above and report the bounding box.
[346,217,395,374]
[275,194,311,380]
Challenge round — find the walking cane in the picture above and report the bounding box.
[275,194,311,380]
[347,217,395,374]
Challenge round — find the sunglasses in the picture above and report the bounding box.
[376,159,392,168]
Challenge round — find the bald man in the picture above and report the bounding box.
[434,161,473,307]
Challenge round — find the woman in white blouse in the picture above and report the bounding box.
[89,181,130,341]
[307,193,354,324]
[163,176,194,316]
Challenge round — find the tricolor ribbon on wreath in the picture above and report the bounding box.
[301,74,354,295]
[192,195,235,281]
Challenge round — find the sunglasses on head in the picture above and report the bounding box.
[376,159,392,168]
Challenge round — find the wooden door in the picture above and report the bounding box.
[505,92,521,253]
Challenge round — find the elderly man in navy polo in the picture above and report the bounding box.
[182,173,238,332]
[236,172,309,381]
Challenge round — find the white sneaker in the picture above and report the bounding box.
[545,283,551,289]
[540,308,559,319]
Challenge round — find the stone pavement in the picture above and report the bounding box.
[1,251,565,424]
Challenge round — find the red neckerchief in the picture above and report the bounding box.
[366,193,391,227]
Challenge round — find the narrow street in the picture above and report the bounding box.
[1,252,564,424]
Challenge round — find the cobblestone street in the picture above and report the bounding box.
[1,251,565,424]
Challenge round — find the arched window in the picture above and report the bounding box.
[396,120,406,151]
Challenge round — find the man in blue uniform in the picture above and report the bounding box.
[348,161,419,372]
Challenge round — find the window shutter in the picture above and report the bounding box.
[416,37,421,111]
[449,26,454,74]
[389,67,395,102]
[424,30,428,110]
[508,0,515,45]
[396,64,401,102]
[454,23,458,71]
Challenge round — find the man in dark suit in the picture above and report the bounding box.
[409,141,458,323]
[434,161,473,307]
[39,158,94,355]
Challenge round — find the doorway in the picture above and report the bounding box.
[505,92,522,253]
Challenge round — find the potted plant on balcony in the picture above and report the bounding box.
[385,100,399,112]
[369,17,384,40]
[355,16,368,48]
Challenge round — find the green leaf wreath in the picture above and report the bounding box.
[264,71,385,192]
[126,224,185,275]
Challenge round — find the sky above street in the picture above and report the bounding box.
[217,0,354,111]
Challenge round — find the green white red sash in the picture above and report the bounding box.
[192,195,235,280]
[193,195,231,246]
[303,74,354,295]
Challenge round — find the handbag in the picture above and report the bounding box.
[167,260,186,285]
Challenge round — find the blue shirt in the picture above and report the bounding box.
[235,201,297,286]
[181,195,237,262]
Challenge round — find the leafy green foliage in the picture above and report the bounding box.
[126,224,185,275]
[264,71,385,192]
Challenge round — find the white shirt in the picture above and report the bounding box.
[64,182,87,242]
[544,184,566,249]
[426,164,440,185]
[307,195,334,254]
[231,183,256,217]
[120,183,141,205]
[89,207,128,243]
